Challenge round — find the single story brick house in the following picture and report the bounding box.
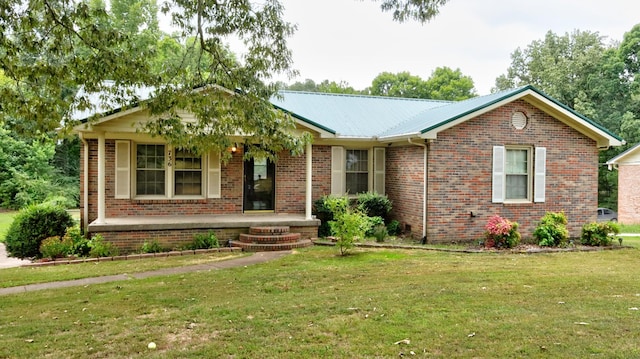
[606,143,640,224]
[74,85,623,251]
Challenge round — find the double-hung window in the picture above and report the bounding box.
[136,144,166,196]
[346,149,369,194]
[505,148,530,200]
[331,146,385,195]
[174,149,202,196]
[493,145,546,203]
[115,141,220,199]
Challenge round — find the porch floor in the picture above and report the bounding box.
[88,213,320,232]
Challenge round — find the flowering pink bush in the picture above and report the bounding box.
[484,215,521,248]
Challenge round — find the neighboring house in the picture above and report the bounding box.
[74,85,623,252]
[606,143,640,224]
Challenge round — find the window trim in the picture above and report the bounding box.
[331,146,385,196]
[492,145,546,204]
[132,143,207,200]
[345,149,370,195]
[504,146,532,203]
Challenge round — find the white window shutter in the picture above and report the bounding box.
[534,147,546,203]
[492,146,505,203]
[115,140,130,199]
[373,147,385,195]
[207,151,221,198]
[331,146,345,195]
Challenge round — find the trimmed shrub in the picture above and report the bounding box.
[484,215,521,248]
[533,211,569,247]
[581,222,620,246]
[5,203,75,258]
[313,196,335,237]
[356,192,392,219]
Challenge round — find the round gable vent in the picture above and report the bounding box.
[511,111,527,130]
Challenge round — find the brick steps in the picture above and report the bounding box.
[229,239,312,252]
[230,226,312,252]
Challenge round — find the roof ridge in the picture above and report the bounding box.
[277,90,452,104]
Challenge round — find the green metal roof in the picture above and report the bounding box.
[270,91,450,137]
[273,85,623,145]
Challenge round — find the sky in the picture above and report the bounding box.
[263,0,640,94]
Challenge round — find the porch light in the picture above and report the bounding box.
[231,145,237,153]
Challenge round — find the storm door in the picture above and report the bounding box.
[243,157,275,211]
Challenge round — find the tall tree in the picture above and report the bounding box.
[369,71,429,98]
[369,68,476,100]
[285,79,360,94]
[494,26,640,209]
[0,0,450,159]
[424,66,476,100]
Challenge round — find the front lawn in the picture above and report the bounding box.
[0,210,16,242]
[1,246,640,358]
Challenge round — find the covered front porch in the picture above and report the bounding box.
[87,213,320,253]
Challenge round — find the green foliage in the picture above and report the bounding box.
[371,224,389,243]
[63,225,90,257]
[186,231,220,250]
[494,25,640,208]
[365,216,385,237]
[484,215,521,249]
[285,79,361,94]
[313,196,336,237]
[581,222,621,246]
[324,196,368,255]
[88,234,119,258]
[533,211,569,247]
[39,236,73,260]
[377,0,449,23]
[386,219,401,236]
[140,239,165,253]
[356,192,392,220]
[368,68,476,100]
[4,204,75,259]
[0,125,78,209]
[329,210,369,256]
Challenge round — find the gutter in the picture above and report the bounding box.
[407,138,428,241]
[78,132,89,232]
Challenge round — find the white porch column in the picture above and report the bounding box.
[96,132,106,224]
[305,142,313,220]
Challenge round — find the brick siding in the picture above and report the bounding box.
[425,100,598,242]
[618,165,640,224]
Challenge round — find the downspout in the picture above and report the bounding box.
[78,133,89,232]
[305,141,313,220]
[407,138,428,241]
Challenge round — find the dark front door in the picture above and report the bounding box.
[243,157,275,211]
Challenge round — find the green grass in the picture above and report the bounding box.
[0,252,247,288]
[1,246,640,358]
[0,210,16,242]
[620,223,640,233]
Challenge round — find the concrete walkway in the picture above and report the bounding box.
[0,242,31,269]
[0,250,291,296]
